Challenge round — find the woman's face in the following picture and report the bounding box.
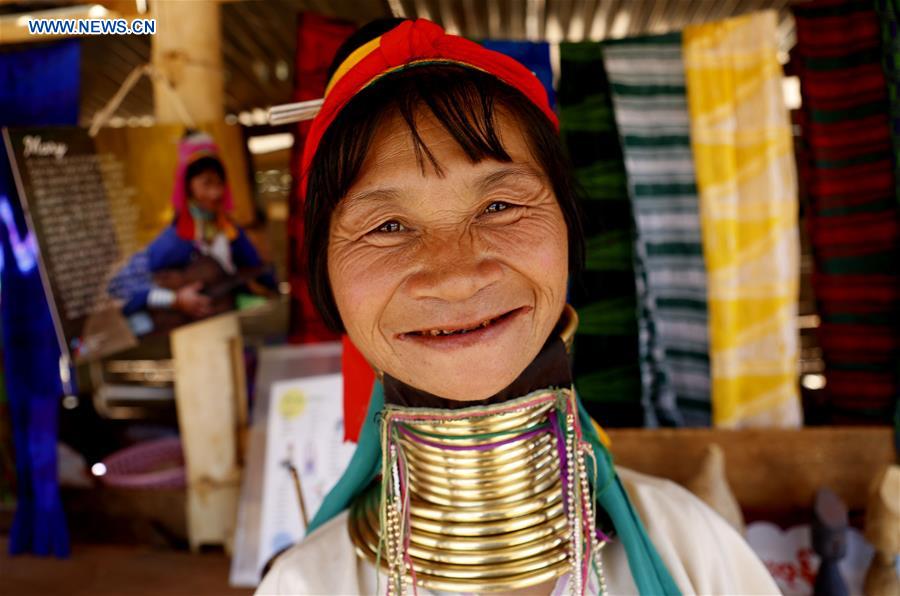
[328,109,569,401]
[189,169,226,214]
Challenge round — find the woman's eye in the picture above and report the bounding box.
[484,201,512,214]
[373,220,406,234]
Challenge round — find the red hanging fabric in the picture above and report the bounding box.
[287,13,354,345]
[341,336,375,442]
[288,14,373,439]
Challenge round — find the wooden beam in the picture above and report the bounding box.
[151,0,224,125]
[607,426,895,514]
[113,36,154,114]
[77,36,153,123]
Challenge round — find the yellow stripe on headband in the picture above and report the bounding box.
[364,58,489,89]
[324,36,383,98]
[325,56,493,110]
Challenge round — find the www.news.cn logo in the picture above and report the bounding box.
[27,18,156,35]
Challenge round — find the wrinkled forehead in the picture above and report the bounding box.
[355,105,541,186]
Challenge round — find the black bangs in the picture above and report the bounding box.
[184,155,226,197]
[311,63,518,207]
[304,63,586,332]
[393,63,512,176]
[186,155,225,180]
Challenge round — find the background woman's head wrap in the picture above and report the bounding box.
[171,130,236,241]
[170,130,233,213]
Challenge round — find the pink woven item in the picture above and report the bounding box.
[99,436,186,489]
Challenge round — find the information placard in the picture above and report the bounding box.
[256,373,355,581]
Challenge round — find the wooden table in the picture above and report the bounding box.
[608,426,895,521]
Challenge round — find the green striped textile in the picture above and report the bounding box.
[602,33,712,426]
[558,42,643,426]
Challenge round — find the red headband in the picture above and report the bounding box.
[299,18,559,198]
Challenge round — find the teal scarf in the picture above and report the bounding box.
[307,381,681,595]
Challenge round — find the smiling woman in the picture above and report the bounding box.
[304,62,584,335]
[256,18,780,596]
[327,107,569,401]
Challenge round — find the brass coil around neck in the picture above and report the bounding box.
[348,390,574,593]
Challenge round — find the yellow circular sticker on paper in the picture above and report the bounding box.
[279,389,307,420]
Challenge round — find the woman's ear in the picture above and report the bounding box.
[560,304,577,354]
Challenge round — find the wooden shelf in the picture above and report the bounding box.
[607,426,895,515]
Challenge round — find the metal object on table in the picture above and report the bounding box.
[90,356,176,421]
[812,487,849,596]
[282,454,309,528]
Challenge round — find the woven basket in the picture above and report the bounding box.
[99,436,186,489]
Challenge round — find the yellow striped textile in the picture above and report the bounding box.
[683,10,802,427]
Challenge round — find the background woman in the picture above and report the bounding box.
[109,131,276,330]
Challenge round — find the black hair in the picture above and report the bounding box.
[305,22,585,332]
[184,155,226,198]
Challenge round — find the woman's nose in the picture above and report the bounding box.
[405,238,503,302]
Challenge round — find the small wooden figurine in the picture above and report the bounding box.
[684,443,745,533]
[863,465,900,596]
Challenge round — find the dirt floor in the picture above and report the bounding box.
[0,536,252,596]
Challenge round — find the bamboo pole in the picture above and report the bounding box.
[150,0,224,125]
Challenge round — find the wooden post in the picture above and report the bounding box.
[150,0,225,125]
[170,313,247,553]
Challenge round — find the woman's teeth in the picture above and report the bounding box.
[423,318,494,336]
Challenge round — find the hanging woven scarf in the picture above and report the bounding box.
[0,38,80,557]
[875,0,900,205]
[288,12,353,344]
[684,10,802,427]
[793,0,900,423]
[481,39,557,109]
[603,32,712,427]
[557,42,644,427]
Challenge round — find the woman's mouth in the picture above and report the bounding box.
[410,311,510,337]
[399,307,530,348]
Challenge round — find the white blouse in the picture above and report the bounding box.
[257,467,781,595]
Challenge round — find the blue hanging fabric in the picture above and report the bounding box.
[0,40,80,126]
[481,40,556,110]
[0,39,81,557]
